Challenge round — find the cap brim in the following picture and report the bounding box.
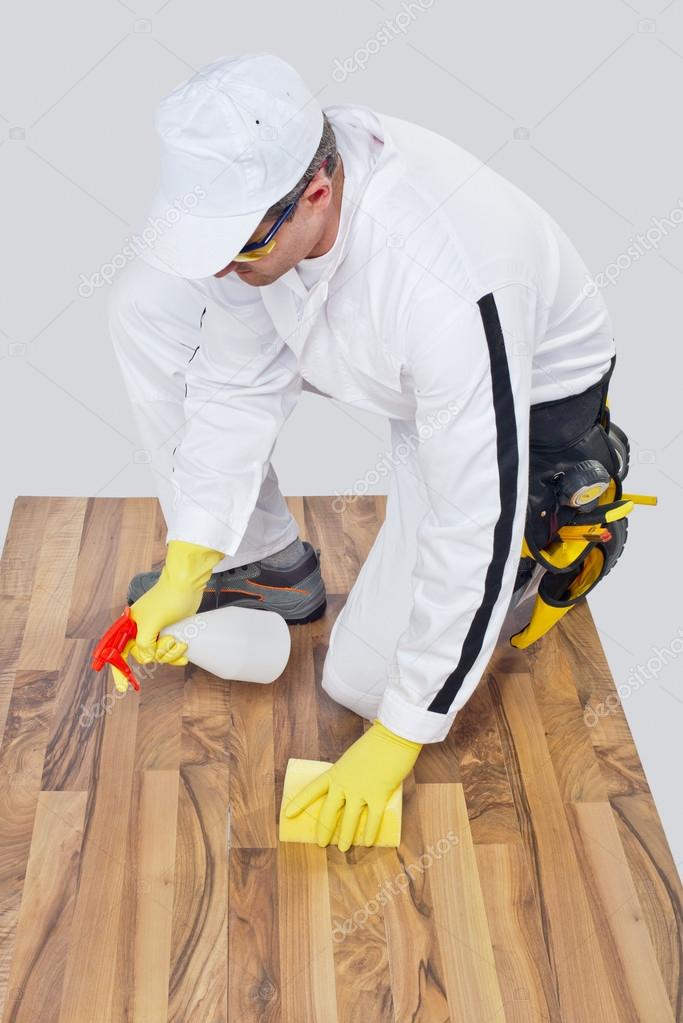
[135,189,269,279]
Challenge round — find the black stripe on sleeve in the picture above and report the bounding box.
[427,291,519,715]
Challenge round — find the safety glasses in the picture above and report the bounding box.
[232,155,333,263]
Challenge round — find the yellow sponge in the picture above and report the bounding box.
[278,757,403,848]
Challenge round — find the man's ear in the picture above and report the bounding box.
[302,178,333,213]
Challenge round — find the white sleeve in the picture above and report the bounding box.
[375,282,541,743]
[167,297,303,555]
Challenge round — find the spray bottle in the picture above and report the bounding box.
[91,605,291,691]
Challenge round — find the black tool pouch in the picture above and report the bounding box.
[509,348,657,649]
[524,352,625,568]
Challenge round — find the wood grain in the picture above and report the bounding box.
[4,790,87,1023]
[0,495,679,1022]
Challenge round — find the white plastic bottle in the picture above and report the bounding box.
[160,605,291,683]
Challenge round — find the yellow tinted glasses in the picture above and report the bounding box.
[233,155,333,262]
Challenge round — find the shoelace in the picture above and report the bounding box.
[202,546,318,602]
[204,544,318,594]
[204,562,254,596]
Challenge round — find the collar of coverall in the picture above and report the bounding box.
[276,102,407,308]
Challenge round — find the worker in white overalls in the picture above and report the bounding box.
[108,53,625,852]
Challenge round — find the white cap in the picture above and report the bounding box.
[138,53,323,279]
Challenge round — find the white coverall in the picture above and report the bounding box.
[108,103,615,744]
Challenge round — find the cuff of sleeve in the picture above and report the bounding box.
[166,507,250,558]
[165,467,263,557]
[375,687,456,744]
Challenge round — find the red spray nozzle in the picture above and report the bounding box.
[91,606,141,692]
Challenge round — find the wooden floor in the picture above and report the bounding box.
[0,495,681,1023]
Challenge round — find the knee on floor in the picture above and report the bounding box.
[320,655,382,721]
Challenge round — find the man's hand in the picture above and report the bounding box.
[110,540,224,692]
[283,720,423,851]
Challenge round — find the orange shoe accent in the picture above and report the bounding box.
[249,581,309,594]
[218,588,265,600]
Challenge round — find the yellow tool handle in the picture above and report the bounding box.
[604,500,634,522]
[557,525,612,541]
[556,499,633,543]
[621,492,658,506]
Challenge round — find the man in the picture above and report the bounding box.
[108,52,617,852]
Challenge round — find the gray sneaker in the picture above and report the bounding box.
[127,540,327,625]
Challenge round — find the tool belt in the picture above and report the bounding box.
[509,349,657,648]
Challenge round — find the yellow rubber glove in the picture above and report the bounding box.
[283,719,423,851]
[110,540,224,692]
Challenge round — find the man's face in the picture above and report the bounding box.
[213,160,340,287]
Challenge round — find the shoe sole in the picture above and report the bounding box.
[283,597,327,625]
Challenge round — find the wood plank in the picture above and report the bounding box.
[110,497,164,603]
[568,800,675,1022]
[16,497,86,672]
[490,671,621,1021]
[328,846,395,1022]
[381,774,451,1022]
[230,683,277,849]
[44,495,158,790]
[229,848,280,1022]
[527,626,610,802]
[167,720,232,1023]
[66,498,125,638]
[41,638,109,792]
[0,670,59,1021]
[3,791,87,1023]
[0,498,49,745]
[610,792,683,1017]
[0,598,29,747]
[277,843,337,1023]
[273,625,319,813]
[417,783,506,1021]
[451,678,520,843]
[56,676,139,1022]
[183,664,231,719]
[181,714,231,769]
[475,841,562,1022]
[133,662,185,772]
[412,728,463,786]
[111,770,179,1023]
[562,603,650,798]
[0,497,49,599]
